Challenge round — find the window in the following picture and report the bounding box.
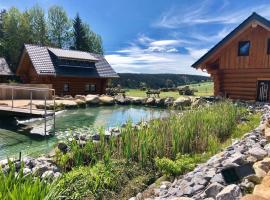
[90,84,96,92]
[85,84,96,92]
[63,83,69,92]
[238,41,250,56]
[85,84,90,92]
[267,39,270,54]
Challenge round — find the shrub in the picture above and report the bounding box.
[155,154,209,176]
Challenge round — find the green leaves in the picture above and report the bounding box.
[0,162,51,200]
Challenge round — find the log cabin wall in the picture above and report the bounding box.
[29,76,108,96]
[17,53,108,96]
[207,25,270,100]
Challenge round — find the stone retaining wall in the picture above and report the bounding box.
[128,104,270,200]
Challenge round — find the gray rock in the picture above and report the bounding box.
[136,192,143,200]
[57,142,68,153]
[114,95,131,105]
[146,97,155,105]
[264,143,270,155]
[32,165,50,176]
[85,94,100,104]
[41,170,54,179]
[216,184,241,200]
[227,152,246,165]
[248,147,267,160]
[205,169,217,181]
[164,97,174,107]
[23,168,32,175]
[204,182,224,198]
[173,97,192,108]
[54,172,62,179]
[192,184,204,193]
[210,173,225,184]
[181,185,194,195]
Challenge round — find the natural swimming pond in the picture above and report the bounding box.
[0,106,168,160]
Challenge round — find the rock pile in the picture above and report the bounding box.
[130,104,270,200]
[0,156,61,180]
[34,95,211,110]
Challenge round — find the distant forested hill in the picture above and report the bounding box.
[111,73,211,89]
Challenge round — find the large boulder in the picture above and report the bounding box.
[253,184,270,199]
[56,100,78,109]
[114,95,131,105]
[129,96,145,105]
[241,194,268,200]
[155,98,165,107]
[191,98,208,108]
[164,97,175,107]
[146,97,155,106]
[216,184,241,200]
[205,182,224,198]
[75,95,86,101]
[74,99,86,108]
[99,95,115,105]
[248,147,267,161]
[173,97,192,108]
[85,94,100,104]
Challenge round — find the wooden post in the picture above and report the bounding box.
[11,88,14,108]
[30,91,32,114]
[44,96,47,136]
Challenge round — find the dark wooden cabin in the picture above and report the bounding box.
[16,44,118,96]
[192,12,270,102]
[0,57,13,82]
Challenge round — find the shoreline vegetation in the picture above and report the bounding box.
[0,101,261,199]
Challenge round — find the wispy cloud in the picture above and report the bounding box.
[105,35,208,75]
[154,1,270,28]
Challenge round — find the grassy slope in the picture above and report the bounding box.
[126,82,213,98]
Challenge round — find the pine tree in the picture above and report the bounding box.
[72,14,89,51]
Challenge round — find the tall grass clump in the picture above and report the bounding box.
[56,101,244,168]
[0,162,51,200]
[116,101,243,165]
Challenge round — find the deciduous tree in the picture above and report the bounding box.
[48,6,71,48]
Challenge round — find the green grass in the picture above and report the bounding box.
[48,160,156,200]
[0,162,52,200]
[126,81,213,98]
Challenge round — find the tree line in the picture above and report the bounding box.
[0,5,103,71]
[111,73,211,89]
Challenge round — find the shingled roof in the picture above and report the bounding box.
[0,58,13,76]
[23,44,118,78]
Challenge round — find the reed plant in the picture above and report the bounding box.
[55,101,244,168]
[0,162,51,200]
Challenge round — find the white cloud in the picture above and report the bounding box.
[105,41,208,75]
[154,2,270,28]
[150,40,180,47]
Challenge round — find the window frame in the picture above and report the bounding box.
[85,83,90,92]
[267,38,270,54]
[90,84,96,92]
[238,41,250,56]
[63,83,69,92]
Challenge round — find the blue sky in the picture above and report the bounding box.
[2,0,270,75]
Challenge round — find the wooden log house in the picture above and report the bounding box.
[192,12,270,102]
[16,44,118,96]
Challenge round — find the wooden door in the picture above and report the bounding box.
[257,80,270,102]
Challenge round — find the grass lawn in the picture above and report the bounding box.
[126,81,213,98]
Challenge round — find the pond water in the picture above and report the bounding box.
[0,106,168,160]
